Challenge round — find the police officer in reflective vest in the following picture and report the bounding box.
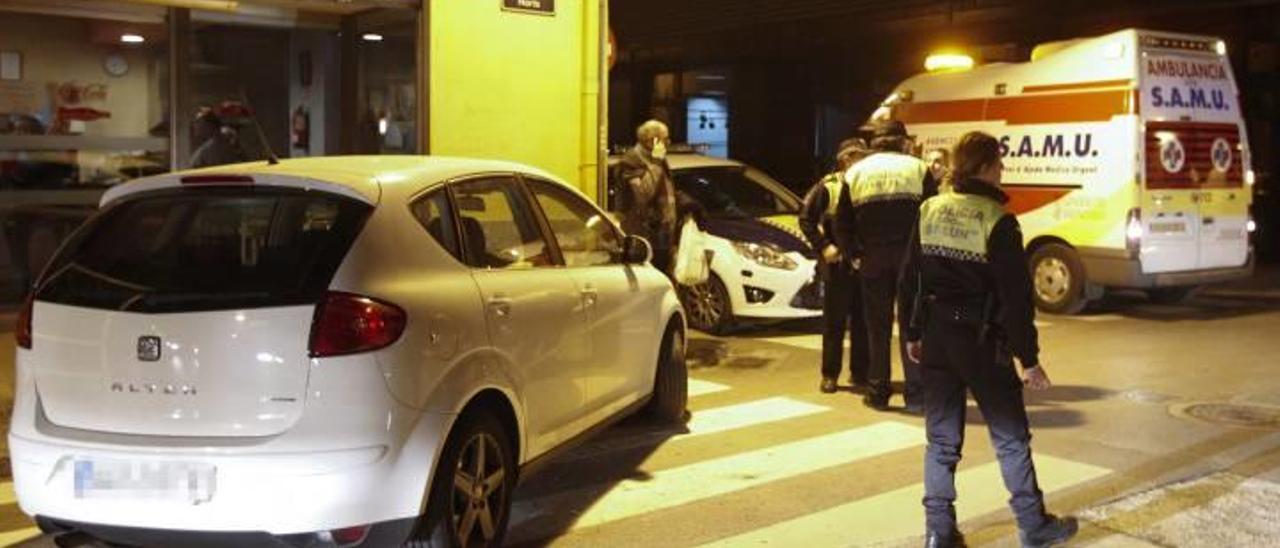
[800,138,871,394]
[904,131,1077,548]
[835,120,938,411]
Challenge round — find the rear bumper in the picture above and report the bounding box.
[35,515,416,548]
[8,407,448,536]
[1081,247,1255,289]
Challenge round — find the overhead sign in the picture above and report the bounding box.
[502,0,554,15]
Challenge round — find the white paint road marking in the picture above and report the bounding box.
[0,528,39,547]
[684,397,829,438]
[688,379,731,397]
[514,421,925,530]
[702,454,1111,547]
[0,482,15,506]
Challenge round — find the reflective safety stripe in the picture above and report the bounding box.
[821,173,844,217]
[919,192,1007,263]
[845,152,928,207]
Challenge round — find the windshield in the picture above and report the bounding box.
[672,166,800,219]
[36,187,371,313]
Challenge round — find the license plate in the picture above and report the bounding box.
[73,458,216,504]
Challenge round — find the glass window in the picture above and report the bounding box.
[527,178,622,267]
[672,166,801,219]
[410,189,463,263]
[452,177,553,270]
[0,9,170,302]
[36,188,371,313]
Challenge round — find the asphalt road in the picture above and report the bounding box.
[4,269,1280,547]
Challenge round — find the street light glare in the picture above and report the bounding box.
[925,53,974,72]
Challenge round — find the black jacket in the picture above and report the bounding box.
[617,144,678,249]
[833,154,939,277]
[906,179,1040,369]
[798,174,839,256]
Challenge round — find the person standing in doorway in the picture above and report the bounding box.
[905,131,1077,548]
[835,119,938,412]
[618,119,679,275]
[800,138,872,394]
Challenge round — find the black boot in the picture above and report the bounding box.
[862,382,891,410]
[924,529,966,548]
[820,377,838,393]
[1019,515,1078,548]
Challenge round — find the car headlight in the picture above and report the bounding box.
[732,241,798,270]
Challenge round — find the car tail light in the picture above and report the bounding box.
[16,294,33,350]
[330,524,370,545]
[1125,208,1143,255]
[308,292,406,358]
[180,174,254,185]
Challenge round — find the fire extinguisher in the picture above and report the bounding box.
[291,104,310,151]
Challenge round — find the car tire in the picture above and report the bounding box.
[682,274,734,335]
[1030,243,1089,315]
[643,324,688,424]
[408,409,515,548]
[1146,285,1201,304]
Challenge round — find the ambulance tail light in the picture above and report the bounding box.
[1126,208,1144,255]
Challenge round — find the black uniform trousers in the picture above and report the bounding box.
[920,310,1048,534]
[859,246,921,403]
[820,260,870,383]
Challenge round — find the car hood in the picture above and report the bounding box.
[701,215,815,258]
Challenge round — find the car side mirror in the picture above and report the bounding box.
[622,234,652,265]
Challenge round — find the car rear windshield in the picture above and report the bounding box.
[36,187,372,313]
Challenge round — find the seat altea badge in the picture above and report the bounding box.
[137,335,161,362]
[110,382,197,396]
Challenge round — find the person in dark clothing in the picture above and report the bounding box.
[800,138,872,394]
[189,108,248,169]
[835,119,939,411]
[618,119,679,275]
[904,131,1077,548]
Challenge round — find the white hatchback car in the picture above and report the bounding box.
[609,151,822,334]
[9,156,687,547]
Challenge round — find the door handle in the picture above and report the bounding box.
[488,298,512,318]
[1203,217,1215,225]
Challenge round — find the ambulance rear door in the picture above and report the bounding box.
[1138,35,1251,274]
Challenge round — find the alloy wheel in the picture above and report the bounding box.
[684,282,724,330]
[450,432,508,547]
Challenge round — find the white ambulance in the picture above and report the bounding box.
[876,29,1255,313]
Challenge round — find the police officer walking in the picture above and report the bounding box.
[835,120,938,411]
[800,138,871,393]
[905,131,1077,548]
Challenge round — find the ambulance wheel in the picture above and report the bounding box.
[682,274,734,335]
[1147,285,1200,304]
[1030,243,1088,315]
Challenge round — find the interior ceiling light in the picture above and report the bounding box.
[924,52,975,72]
[121,34,146,44]
[362,33,384,42]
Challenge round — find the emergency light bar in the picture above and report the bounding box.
[1142,36,1215,53]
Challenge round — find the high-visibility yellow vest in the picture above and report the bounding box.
[919,191,1007,263]
[845,152,928,207]
[821,172,844,217]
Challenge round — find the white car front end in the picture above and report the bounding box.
[705,234,820,320]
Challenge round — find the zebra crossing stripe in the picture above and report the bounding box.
[0,527,40,546]
[0,482,15,506]
[513,421,925,530]
[688,379,731,397]
[701,454,1111,547]
[684,397,829,438]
